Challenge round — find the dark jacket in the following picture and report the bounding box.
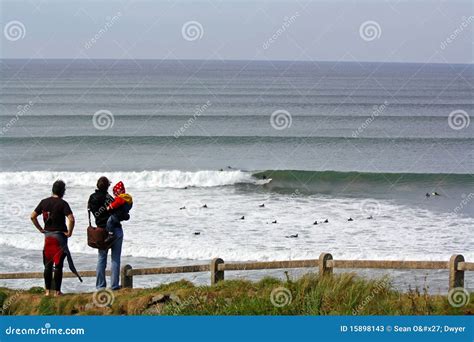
[87,190,114,228]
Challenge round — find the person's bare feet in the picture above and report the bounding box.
[54,291,63,297]
[45,290,50,296]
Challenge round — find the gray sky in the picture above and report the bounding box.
[1,0,472,63]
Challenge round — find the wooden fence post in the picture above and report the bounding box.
[210,258,224,285]
[121,264,133,289]
[449,254,464,290]
[319,252,333,276]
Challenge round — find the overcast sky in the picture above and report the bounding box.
[1,0,472,63]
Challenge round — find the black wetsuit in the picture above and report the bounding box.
[34,197,82,291]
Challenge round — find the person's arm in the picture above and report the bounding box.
[107,196,125,210]
[30,211,45,234]
[64,213,75,237]
[63,202,75,237]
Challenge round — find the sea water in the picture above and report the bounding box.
[0,59,472,292]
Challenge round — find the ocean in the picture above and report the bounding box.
[0,59,473,293]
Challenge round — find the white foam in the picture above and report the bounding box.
[0,182,472,264]
[0,170,259,188]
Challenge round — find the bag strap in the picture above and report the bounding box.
[87,208,92,227]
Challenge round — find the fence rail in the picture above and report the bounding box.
[0,253,472,291]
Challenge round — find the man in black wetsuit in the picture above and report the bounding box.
[31,180,81,296]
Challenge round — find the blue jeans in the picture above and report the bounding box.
[96,227,123,290]
[106,214,121,233]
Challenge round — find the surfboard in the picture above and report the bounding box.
[256,178,272,185]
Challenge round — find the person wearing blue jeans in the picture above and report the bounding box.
[96,226,123,290]
[88,176,125,290]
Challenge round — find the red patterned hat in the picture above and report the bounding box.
[113,181,125,196]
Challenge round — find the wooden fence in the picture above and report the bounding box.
[0,253,472,291]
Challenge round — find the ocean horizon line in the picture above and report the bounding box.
[1,57,473,66]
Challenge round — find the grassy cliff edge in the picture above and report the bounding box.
[1,273,472,315]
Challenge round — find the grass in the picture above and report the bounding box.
[0,273,472,315]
